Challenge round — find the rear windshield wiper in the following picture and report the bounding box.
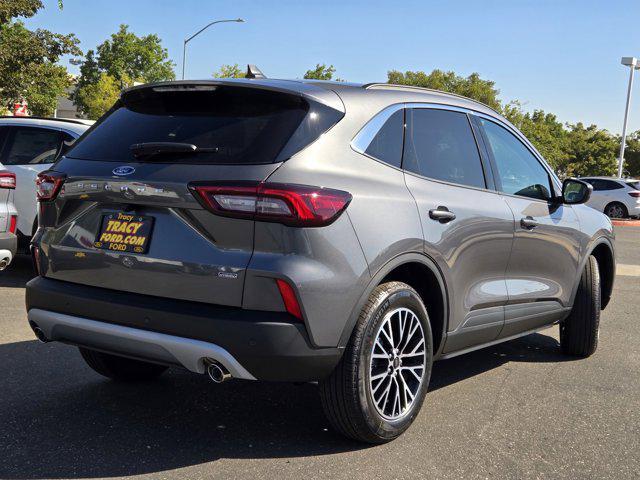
[130,142,218,160]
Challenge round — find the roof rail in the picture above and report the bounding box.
[363,83,502,116]
[0,115,92,126]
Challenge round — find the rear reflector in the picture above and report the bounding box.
[276,278,303,320]
[629,191,640,198]
[0,172,16,189]
[8,215,16,234]
[189,182,352,227]
[31,245,41,276]
[36,171,66,201]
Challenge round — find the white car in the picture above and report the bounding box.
[0,165,18,269]
[580,176,640,218]
[0,117,92,248]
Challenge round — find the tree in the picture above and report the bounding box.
[562,123,619,177]
[72,73,120,120]
[0,1,80,115]
[387,69,502,111]
[73,24,175,118]
[503,101,569,171]
[212,64,245,78]
[620,131,640,178]
[304,64,336,80]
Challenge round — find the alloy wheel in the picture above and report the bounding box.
[369,307,426,420]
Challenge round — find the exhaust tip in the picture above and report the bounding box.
[0,258,8,271]
[29,322,49,343]
[205,360,231,384]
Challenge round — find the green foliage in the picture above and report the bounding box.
[387,69,502,111]
[623,131,640,178]
[0,0,43,24]
[74,24,175,118]
[0,18,80,115]
[304,64,336,81]
[72,73,120,120]
[562,123,619,177]
[212,64,245,78]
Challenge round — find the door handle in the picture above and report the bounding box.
[520,216,538,230]
[429,206,456,223]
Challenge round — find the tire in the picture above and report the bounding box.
[319,282,433,443]
[604,202,628,219]
[560,255,600,357]
[79,347,168,382]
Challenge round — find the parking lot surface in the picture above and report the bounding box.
[1,228,639,480]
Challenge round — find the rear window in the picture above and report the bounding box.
[67,85,342,164]
[626,181,640,190]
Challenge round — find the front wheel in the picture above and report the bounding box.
[560,255,601,357]
[319,282,433,443]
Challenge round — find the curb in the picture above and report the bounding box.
[612,219,640,226]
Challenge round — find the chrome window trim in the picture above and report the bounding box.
[350,103,405,157]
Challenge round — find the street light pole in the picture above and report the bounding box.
[181,18,244,80]
[618,57,640,178]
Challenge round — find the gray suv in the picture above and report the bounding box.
[26,79,615,443]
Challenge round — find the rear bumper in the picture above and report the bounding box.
[25,277,342,382]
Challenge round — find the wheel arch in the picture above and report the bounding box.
[570,237,615,310]
[338,252,449,357]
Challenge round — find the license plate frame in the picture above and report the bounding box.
[94,212,155,254]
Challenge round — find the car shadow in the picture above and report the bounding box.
[0,329,572,479]
[0,255,575,478]
[0,255,35,288]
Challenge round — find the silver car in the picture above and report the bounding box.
[26,79,615,443]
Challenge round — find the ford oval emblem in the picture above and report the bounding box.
[112,166,135,176]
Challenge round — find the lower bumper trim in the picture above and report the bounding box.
[28,308,257,380]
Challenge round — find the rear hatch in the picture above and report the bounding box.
[40,81,343,307]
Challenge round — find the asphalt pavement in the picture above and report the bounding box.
[0,228,638,480]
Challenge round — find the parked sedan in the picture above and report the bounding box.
[0,116,91,249]
[580,176,640,218]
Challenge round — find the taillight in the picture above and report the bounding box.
[276,278,303,320]
[0,172,16,189]
[189,182,352,227]
[8,215,17,234]
[629,191,640,198]
[36,171,66,201]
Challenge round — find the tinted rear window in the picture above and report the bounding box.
[627,181,640,190]
[67,85,341,164]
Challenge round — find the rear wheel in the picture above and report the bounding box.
[560,255,600,357]
[79,347,168,382]
[604,202,627,219]
[319,282,433,443]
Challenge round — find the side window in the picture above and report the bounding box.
[3,127,62,165]
[480,118,552,201]
[403,108,486,189]
[600,180,624,190]
[364,109,404,168]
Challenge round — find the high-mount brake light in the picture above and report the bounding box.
[36,171,66,201]
[189,182,352,227]
[0,172,16,189]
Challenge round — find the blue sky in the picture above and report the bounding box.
[24,0,640,134]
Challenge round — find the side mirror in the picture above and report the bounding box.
[562,178,592,204]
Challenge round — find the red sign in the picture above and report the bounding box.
[13,101,28,116]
